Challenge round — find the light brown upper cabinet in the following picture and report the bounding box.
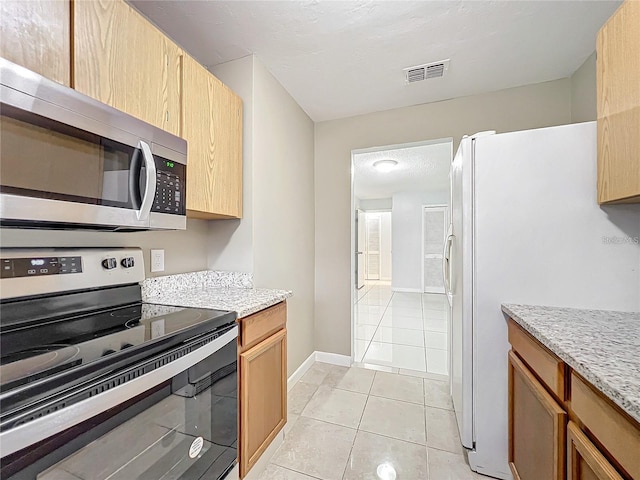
[182,54,243,219]
[0,0,71,86]
[596,0,640,204]
[74,0,182,136]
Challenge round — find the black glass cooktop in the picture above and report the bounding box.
[0,299,236,418]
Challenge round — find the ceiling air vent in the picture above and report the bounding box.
[404,59,450,84]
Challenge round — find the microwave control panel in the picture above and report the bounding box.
[153,159,186,215]
[1,256,83,278]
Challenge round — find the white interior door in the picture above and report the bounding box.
[422,205,447,293]
[365,214,381,280]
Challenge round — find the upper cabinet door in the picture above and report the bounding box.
[596,0,640,204]
[182,54,243,219]
[73,0,182,136]
[0,0,71,86]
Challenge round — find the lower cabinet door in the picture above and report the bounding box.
[239,328,287,477]
[509,350,566,480]
[567,422,623,480]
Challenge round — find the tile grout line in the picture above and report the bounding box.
[358,292,389,364]
[338,390,372,480]
[276,465,325,480]
[356,425,428,448]
[424,377,429,454]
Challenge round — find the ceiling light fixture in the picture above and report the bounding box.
[373,159,398,172]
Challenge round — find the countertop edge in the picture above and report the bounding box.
[234,291,293,318]
[501,303,640,425]
[144,287,292,319]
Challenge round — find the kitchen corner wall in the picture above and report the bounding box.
[210,55,315,376]
[570,52,597,123]
[208,56,255,274]
[314,78,572,356]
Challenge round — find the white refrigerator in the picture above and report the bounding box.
[445,122,640,479]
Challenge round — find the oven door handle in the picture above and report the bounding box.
[0,326,238,457]
[137,140,157,221]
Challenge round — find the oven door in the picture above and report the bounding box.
[1,327,238,480]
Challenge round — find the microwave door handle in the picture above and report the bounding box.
[137,140,157,221]
[128,148,142,210]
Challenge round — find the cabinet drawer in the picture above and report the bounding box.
[568,421,623,480]
[239,328,287,477]
[508,351,566,480]
[239,302,286,350]
[570,373,640,479]
[508,319,566,400]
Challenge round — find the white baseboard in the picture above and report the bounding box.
[391,287,422,293]
[314,351,352,366]
[287,351,352,390]
[287,351,316,391]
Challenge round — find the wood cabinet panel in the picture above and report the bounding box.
[508,320,566,401]
[239,302,286,351]
[239,328,287,478]
[0,0,70,85]
[568,422,623,480]
[181,54,243,219]
[570,373,640,479]
[73,0,181,135]
[596,0,640,204]
[509,350,566,480]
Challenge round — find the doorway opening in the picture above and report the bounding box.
[351,138,453,376]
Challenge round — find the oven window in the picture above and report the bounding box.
[0,105,141,209]
[5,341,238,480]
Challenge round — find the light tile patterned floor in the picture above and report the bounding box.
[259,363,484,480]
[355,282,449,375]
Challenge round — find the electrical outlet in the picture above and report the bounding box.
[150,249,165,273]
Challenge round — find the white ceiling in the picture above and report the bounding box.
[354,140,452,200]
[131,1,620,122]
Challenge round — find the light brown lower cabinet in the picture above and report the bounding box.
[508,350,566,480]
[567,422,623,480]
[239,326,287,478]
[508,318,639,480]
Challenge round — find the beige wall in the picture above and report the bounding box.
[0,219,211,277]
[571,52,597,123]
[252,59,316,375]
[314,78,572,355]
[208,55,316,376]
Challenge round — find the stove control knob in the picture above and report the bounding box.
[121,257,135,268]
[121,343,134,349]
[102,258,117,270]
[102,349,116,356]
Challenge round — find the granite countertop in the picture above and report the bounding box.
[502,304,640,424]
[141,271,292,318]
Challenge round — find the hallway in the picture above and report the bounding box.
[355,282,449,376]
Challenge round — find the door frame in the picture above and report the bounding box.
[350,137,454,362]
[421,204,449,294]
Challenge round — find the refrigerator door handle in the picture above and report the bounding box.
[442,225,454,295]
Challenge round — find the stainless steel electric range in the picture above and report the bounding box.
[0,248,238,480]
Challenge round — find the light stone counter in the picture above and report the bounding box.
[142,271,292,319]
[502,303,640,424]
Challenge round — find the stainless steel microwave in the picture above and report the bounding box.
[0,59,187,231]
